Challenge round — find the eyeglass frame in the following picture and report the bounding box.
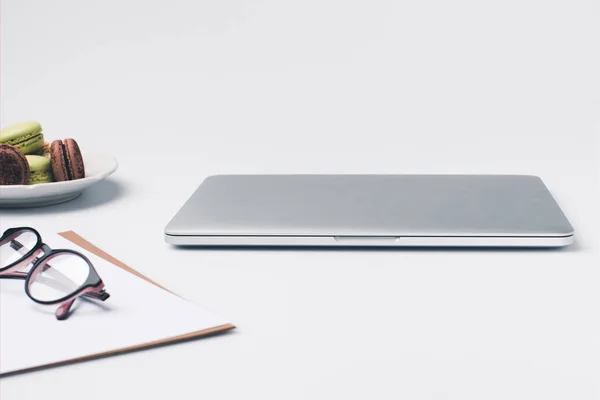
[0,226,110,320]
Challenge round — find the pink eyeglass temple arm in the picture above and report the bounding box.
[55,282,108,320]
[1,245,78,288]
[0,247,44,277]
[1,242,110,320]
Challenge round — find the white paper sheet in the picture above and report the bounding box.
[0,233,232,375]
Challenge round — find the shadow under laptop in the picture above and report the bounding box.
[169,241,582,253]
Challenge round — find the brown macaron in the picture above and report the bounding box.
[50,139,85,182]
[0,144,30,185]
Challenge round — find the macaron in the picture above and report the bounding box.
[26,155,54,185]
[50,139,85,181]
[0,144,30,185]
[0,121,45,155]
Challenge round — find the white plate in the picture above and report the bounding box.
[0,150,118,208]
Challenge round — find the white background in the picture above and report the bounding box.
[1,0,599,398]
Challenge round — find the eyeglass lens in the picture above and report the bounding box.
[28,252,91,302]
[0,230,39,270]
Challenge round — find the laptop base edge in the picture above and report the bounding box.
[164,234,574,248]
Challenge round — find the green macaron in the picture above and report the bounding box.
[0,121,45,155]
[26,155,54,184]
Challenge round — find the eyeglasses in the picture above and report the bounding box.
[0,227,110,320]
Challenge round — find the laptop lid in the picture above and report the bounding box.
[164,174,574,246]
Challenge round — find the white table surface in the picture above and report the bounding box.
[1,0,598,398]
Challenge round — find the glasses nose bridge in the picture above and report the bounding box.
[21,246,47,265]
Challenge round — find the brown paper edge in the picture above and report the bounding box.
[0,231,235,377]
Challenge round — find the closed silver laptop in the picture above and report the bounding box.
[164,174,574,247]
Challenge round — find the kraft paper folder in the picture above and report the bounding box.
[0,231,235,377]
